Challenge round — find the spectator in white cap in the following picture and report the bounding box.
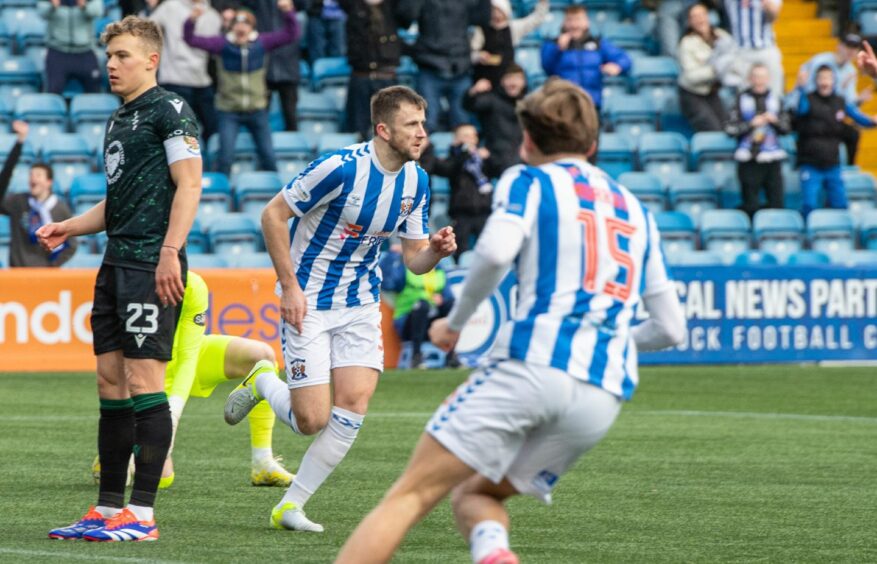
[470,0,548,87]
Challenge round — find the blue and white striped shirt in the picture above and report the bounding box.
[724,0,780,49]
[279,141,430,310]
[487,160,672,400]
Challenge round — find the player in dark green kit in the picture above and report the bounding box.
[38,16,203,542]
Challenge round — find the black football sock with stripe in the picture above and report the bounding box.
[129,393,172,510]
[97,398,135,509]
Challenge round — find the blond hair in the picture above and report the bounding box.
[100,15,163,55]
[515,78,599,156]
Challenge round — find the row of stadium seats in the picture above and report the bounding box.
[658,208,877,265]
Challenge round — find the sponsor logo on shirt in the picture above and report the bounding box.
[194,312,206,326]
[170,99,184,114]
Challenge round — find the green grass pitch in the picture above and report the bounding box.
[1,366,876,563]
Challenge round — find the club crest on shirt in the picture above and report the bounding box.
[105,140,126,185]
[400,196,415,217]
[288,358,307,381]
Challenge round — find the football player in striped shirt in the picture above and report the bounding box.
[337,78,687,564]
[224,86,457,532]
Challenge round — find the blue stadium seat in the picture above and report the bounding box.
[13,13,45,49]
[666,249,723,266]
[700,209,751,264]
[859,209,877,250]
[842,170,877,213]
[752,209,804,262]
[690,132,737,192]
[596,132,635,179]
[734,250,778,266]
[783,169,802,211]
[431,176,450,196]
[297,89,341,121]
[234,170,282,213]
[603,93,656,139]
[278,158,309,183]
[0,56,41,96]
[186,217,209,254]
[312,56,351,91]
[601,21,649,52]
[43,134,93,191]
[68,173,106,214]
[0,215,10,262]
[272,131,314,160]
[188,254,229,269]
[785,250,830,265]
[637,132,688,186]
[298,118,339,138]
[618,172,665,215]
[207,212,261,256]
[15,93,68,149]
[807,209,855,254]
[316,132,358,156]
[429,132,455,158]
[199,172,232,218]
[631,56,679,109]
[830,249,877,265]
[655,211,697,254]
[667,173,718,227]
[228,252,274,268]
[859,9,877,35]
[396,55,418,87]
[64,250,104,268]
[70,93,118,123]
[206,132,257,176]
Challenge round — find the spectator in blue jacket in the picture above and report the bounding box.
[540,5,631,109]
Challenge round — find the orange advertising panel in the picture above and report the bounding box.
[0,269,400,372]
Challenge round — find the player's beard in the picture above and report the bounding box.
[387,133,421,163]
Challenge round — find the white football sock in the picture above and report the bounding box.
[251,447,273,464]
[470,520,510,563]
[166,395,185,457]
[255,372,301,434]
[95,505,121,518]
[126,504,154,522]
[279,406,363,508]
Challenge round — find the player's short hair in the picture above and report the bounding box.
[515,78,598,156]
[100,15,163,56]
[565,5,587,15]
[370,86,427,131]
[30,162,53,180]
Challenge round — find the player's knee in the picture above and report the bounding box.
[295,411,329,435]
[251,341,276,364]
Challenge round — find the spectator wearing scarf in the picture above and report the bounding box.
[0,121,77,266]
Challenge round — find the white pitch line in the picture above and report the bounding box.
[0,547,188,564]
[635,409,877,424]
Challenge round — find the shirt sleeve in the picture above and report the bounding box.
[490,165,540,237]
[397,165,430,239]
[281,152,345,217]
[157,96,202,165]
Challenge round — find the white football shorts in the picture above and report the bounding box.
[427,360,622,503]
[280,302,384,389]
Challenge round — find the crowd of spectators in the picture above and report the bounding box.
[6,0,877,270]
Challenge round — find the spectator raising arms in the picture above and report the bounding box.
[398,0,492,132]
[540,5,631,110]
[0,121,77,267]
[339,0,404,141]
[184,0,300,175]
[463,64,527,175]
[470,0,548,87]
[38,0,104,94]
[725,63,789,218]
[150,0,223,140]
[677,2,731,132]
[794,65,877,218]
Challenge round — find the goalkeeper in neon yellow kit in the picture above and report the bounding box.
[94,271,293,488]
